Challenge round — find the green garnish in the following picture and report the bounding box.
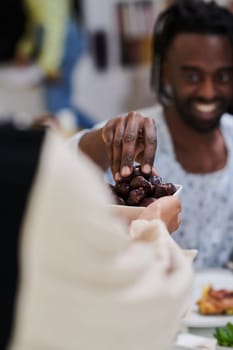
[214,322,233,347]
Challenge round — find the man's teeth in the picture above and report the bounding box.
[196,104,217,112]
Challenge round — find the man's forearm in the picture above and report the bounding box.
[79,128,109,171]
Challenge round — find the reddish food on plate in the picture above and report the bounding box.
[197,285,233,315]
[109,165,177,207]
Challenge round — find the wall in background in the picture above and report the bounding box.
[73,0,163,122]
[83,0,163,68]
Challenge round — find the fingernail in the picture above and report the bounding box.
[115,172,121,181]
[121,166,131,177]
[142,164,151,173]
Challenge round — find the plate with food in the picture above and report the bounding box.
[183,269,233,328]
[214,322,233,349]
[110,184,182,220]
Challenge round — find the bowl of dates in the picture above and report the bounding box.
[109,165,182,207]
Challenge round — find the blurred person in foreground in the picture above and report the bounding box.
[0,116,192,350]
[68,0,233,270]
[14,0,94,129]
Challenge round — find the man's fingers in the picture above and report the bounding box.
[103,112,157,180]
[120,112,141,177]
[112,116,126,180]
[141,117,157,174]
[102,120,115,173]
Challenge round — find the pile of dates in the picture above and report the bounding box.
[109,165,176,207]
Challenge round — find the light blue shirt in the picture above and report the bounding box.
[68,105,233,269]
[149,106,233,270]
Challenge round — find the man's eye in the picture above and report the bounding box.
[185,72,200,83]
[216,72,233,83]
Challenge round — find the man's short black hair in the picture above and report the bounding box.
[151,0,233,103]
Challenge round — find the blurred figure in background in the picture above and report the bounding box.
[228,1,233,11]
[0,1,26,63]
[70,0,233,270]
[165,0,175,8]
[14,0,95,129]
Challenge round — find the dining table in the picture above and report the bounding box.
[170,268,233,350]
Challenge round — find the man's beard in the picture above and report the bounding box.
[176,103,221,133]
[173,95,223,133]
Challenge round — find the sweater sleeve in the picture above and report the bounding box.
[9,132,193,350]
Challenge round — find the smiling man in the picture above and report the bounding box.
[69,0,233,269]
[160,33,233,172]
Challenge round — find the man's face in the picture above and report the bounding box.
[162,34,233,132]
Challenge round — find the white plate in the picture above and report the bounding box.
[183,269,233,328]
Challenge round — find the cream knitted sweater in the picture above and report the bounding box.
[9,132,193,350]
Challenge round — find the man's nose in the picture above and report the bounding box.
[198,78,217,100]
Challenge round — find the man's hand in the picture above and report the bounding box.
[101,111,157,181]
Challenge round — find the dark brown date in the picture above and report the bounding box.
[127,187,146,206]
[115,182,130,199]
[153,183,176,198]
[148,175,162,186]
[130,176,152,193]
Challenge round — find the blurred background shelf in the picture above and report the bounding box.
[0,0,164,123]
[74,0,163,121]
[0,65,45,118]
[73,54,155,121]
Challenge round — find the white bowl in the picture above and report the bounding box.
[110,184,183,223]
[173,184,183,197]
